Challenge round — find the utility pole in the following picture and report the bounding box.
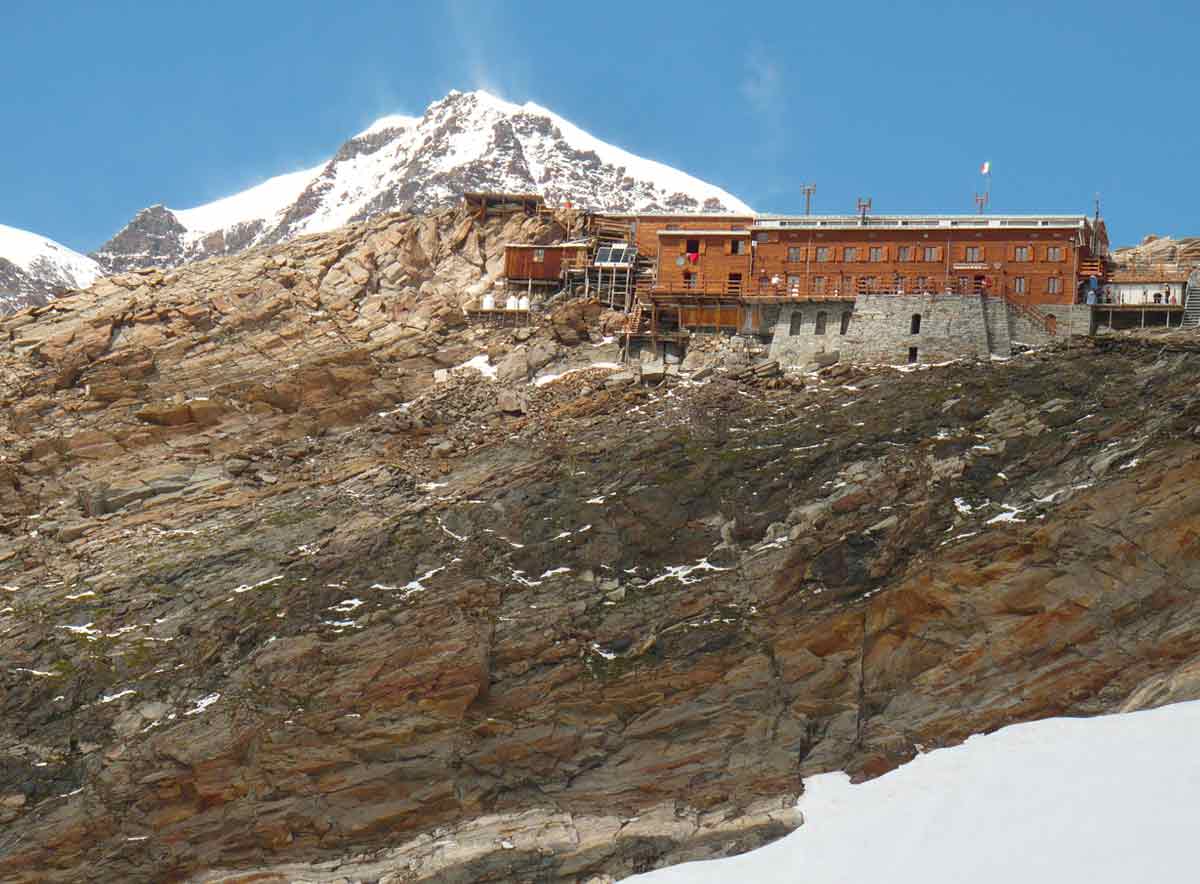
[800,183,816,216]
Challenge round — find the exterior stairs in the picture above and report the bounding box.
[1183,271,1200,328]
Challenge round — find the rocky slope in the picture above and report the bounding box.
[91,90,751,276]
[1112,233,1200,267]
[3,206,1200,882]
[0,223,100,314]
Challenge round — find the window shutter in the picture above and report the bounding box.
[679,239,686,254]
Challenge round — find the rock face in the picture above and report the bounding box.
[91,89,752,275]
[1113,234,1200,267]
[0,223,100,315]
[5,202,1200,883]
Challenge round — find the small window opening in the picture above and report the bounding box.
[908,346,919,364]
[686,238,700,254]
[731,239,746,255]
[814,311,828,335]
[533,248,545,263]
[789,311,804,335]
[910,313,922,335]
[840,310,852,335]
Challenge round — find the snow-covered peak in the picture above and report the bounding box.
[93,87,754,275]
[354,113,421,140]
[171,164,324,240]
[0,223,99,284]
[0,222,101,313]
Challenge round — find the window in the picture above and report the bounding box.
[787,273,801,293]
[965,246,982,262]
[1047,277,1062,294]
[814,311,828,335]
[1047,246,1064,261]
[533,248,545,263]
[813,275,826,293]
[686,238,700,254]
[844,247,859,262]
[908,346,919,364]
[787,246,802,263]
[869,246,884,262]
[910,313,922,335]
[1014,276,1027,294]
[731,239,746,255]
[896,276,907,293]
[816,247,832,262]
[861,276,877,293]
[789,311,804,335]
[840,310,852,335]
[1015,246,1031,262]
[923,246,940,262]
[683,271,696,289]
[915,275,928,291]
[728,272,743,292]
[898,246,913,262]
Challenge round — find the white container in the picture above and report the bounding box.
[481,293,496,310]
[505,295,520,311]
[517,295,531,310]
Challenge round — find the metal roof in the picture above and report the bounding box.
[656,229,752,237]
[504,240,591,249]
[752,214,1091,231]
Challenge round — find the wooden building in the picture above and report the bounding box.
[503,241,589,286]
[652,214,1108,308]
[585,213,755,258]
[1105,267,1189,305]
[464,192,545,220]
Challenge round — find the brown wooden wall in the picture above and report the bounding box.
[656,232,754,292]
[631,215,755,258]
[746,228,1089,305]
[504,245,582,281]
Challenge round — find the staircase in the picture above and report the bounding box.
[1183,271,1200,328]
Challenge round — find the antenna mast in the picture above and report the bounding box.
[800,183,816,215]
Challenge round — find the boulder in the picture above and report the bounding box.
[496,347,530,384]
[497,390,527,414]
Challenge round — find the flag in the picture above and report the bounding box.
[980,161,991,175]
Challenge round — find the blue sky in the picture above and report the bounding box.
[1,0,1196,252]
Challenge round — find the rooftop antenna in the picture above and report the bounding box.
[976,160,991,213]
[800,183,816,216]
[857,197,872,223]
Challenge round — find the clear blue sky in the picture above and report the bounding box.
[2,0,1195,252]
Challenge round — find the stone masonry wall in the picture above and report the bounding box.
[765,296,1096,368]
[770,294,988,366]
[767,301,856,365]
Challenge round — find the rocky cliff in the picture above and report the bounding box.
[3,207,1200,882]
[1113,233,1200,267]
[91,90,751,276]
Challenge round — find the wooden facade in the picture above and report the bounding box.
[652,215,1109,309]
[503,243,588,283]
[628,214,755,258]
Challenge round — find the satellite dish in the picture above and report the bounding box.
[676,256,686,267]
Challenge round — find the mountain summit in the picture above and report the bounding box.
[91,90,752,274]
[0,224,100,314]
